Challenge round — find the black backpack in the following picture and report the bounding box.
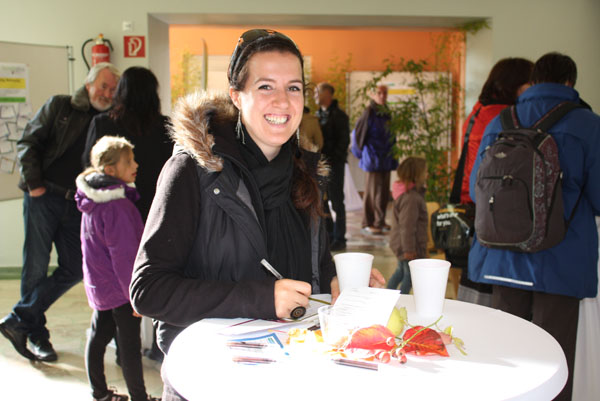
[474,102,583,253]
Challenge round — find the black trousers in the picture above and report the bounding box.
[492,285,579,401]
[323,161,346,243]
[86,303,148,401]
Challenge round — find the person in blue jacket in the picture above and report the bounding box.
[468,52,600,401]
[352,85,399,235]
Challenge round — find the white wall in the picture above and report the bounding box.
[0,0,598,267]
[1,0,598,108]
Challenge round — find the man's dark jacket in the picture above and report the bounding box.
[316,99,350,165]
[17,86,95,191]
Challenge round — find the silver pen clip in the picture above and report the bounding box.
[260,259,284,280]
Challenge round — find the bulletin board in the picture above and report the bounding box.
[0,41,71,201]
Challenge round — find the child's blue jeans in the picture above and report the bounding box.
[386,259,412,294]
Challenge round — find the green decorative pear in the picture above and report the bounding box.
[386,306,408,336]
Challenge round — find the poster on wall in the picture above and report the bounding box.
[0,63,31,174]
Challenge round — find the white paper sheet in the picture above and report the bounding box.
[329,287,400,331]
[18,102,32,115]
[17,115,28,129]
[0,139,13,154]
[0,105,16,119]
[6,122,20,140]
[0,157,16,173]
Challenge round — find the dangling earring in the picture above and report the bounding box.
[236,111,245,144]
[295,127,302,158]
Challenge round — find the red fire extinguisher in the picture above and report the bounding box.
[81,34,114,70]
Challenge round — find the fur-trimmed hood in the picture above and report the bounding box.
[170,91,328,177]
[75,172,139,214]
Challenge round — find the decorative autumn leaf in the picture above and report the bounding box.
[401,326,449,357]
[443,325,467,355]
[344,324,396,352]
[452,336,467,356]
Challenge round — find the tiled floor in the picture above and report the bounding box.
[0,208,458,400]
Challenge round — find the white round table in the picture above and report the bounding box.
[164,295,567,401]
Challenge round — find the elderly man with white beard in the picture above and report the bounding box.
[0,63,120,362]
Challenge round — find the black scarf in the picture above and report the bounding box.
[239,129,312,283]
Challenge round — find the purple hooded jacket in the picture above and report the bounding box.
[75,172,143,311]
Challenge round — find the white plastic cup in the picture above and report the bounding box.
[408,258,451,319]
[333,252,373,293]
[318,305,345,346]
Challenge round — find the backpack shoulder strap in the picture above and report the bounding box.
[500,105,521,130]
[533,101,584,131]
[449,106,481,203]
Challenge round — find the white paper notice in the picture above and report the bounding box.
[0,157,16,174]
[7,122,20,140]
[17,115,29,129]
[330,287,400,332]
[0,122,8,137]
[0,139,13,154]
[0,105,16,119]
[18,102,32,115]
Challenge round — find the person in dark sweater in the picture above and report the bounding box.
[0,63,120,362]
[129,29,385,401]
[84,66,173,222]
[315,82,350,250]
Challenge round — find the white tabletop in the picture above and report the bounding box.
[165,295,567,401]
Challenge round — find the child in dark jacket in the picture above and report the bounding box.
[75,136,159,401]
[387,157,428,294]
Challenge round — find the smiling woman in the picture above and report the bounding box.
[129,29,386,401]
[229,51,304,161]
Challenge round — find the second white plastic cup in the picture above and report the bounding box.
[333,252,373,293]
[408,258,451,319]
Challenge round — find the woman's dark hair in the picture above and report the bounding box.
[292,152,326,220]
[478,58,534,105]
[108,66,161,136]
[228,30,305,91]
[531,52,577,86]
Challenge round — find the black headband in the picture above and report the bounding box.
[227,29,299,85]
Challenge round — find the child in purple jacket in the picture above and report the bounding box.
[75,136,159,401]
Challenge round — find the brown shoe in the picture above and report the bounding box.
[362,226,383,235]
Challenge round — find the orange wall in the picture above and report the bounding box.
[169,26,463,91]
[169,25,465,161]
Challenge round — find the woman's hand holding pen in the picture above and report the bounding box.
[330,268,386,304]
[274,279,311,319]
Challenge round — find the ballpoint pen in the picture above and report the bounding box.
[260,259,307,319]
